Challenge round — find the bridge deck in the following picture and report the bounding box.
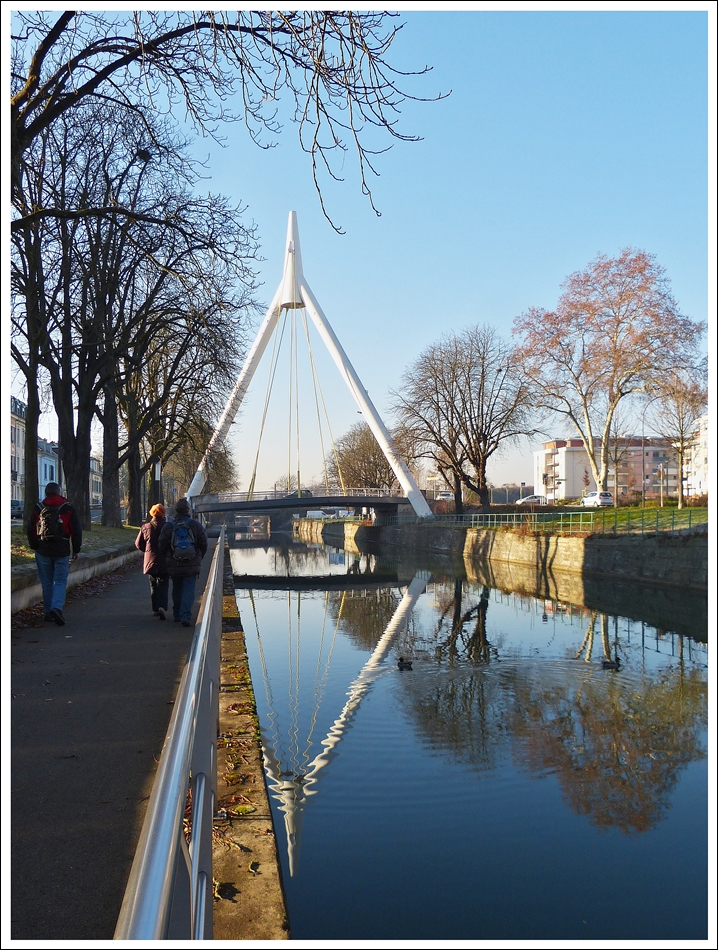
[193,492,413,514]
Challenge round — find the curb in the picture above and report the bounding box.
[11,543,142,613]
[212,540,290,939]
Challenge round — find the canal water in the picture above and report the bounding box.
[230,536,708,941]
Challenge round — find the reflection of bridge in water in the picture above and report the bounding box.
[242,569,429,875]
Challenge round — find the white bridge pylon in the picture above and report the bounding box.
[186,212,433,519]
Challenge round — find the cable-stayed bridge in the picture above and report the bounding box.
[186,212,433,521]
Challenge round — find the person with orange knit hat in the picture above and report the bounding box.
[134,503,169,619]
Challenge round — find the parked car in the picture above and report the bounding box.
[11,500,24,519]
[516,494,546,506]
[435,491,454,501]
[580,491,614,508]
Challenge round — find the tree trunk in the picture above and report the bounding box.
[22,374,41,534]
[127,444,145,526]
[61,433,92,530]
[677,444,685,509]
[453,471,464,515]
[101,384,123,527]
[477,484,491,512]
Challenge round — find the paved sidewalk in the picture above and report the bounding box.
[10,542,216,940]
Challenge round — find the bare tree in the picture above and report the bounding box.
[646,364,707,508]
[513,249,705,491]
[325,421,418,492]
[160,418,240,512]
[11,100,257,527]
[392,326,535,512]
[11,11,443,233]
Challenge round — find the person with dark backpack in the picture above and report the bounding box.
[27,481,82,626]
[157,497,208,627]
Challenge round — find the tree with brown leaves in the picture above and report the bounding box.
[513,249,705,491]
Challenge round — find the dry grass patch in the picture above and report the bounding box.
[11,523,140,566]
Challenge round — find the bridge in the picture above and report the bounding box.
[192,487,415,520]
[185,212,434,521]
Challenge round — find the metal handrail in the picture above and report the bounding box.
[379,508,708,535]
[114,527,225,940]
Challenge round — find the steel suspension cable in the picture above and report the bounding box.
[248,312,289,499]
[300,310,332,494]
[299,309,347,495]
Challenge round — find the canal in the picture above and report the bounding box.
[229,535,708,941]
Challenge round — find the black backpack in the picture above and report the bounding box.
[171,518,197,561]
[36,502,69,542]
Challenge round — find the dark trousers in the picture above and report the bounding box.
[171,574,198,623]
[148,573,170,612]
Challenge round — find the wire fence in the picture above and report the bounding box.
[379,507,708,536]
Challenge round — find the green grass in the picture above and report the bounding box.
[11,523,141,566]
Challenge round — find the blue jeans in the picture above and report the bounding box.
[35,553,70,613]
[171,574,197,623]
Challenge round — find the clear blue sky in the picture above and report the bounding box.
[179,6,710,491]
[16,6,711,491]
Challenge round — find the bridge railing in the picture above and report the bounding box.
[379,508,707,535]
[114,528,225,940]
[208,487,407,504]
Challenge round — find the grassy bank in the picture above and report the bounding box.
[11,524,141,567]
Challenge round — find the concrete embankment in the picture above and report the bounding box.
[294,519,380,553]
[11,542,142,613]
[213,544,289,939]
[294,519,708,639]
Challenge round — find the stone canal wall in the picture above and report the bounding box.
[294,519,707,591]
[294,519,379,554]
[294,519,708,639]
[384,523,708,591]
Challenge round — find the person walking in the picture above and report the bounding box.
[135,503,170,620]
[27,481,82,626]
[157,498,208,627]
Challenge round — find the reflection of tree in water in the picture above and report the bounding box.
[269,542,331,574]
[398,579,511,772]
[328,588,403,651]
[511,660,707,834]
[433,580,493,666]
[399,581,707,834]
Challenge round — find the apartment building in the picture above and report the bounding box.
[11,396,26,502]
[534,437,680,503]
[683,414,709,498]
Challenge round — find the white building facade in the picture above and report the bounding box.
[534,437,680,503]
[683,414,709,499]
[11,396,26,502]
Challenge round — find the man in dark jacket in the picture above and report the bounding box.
[27,482,82,626]
[157,497,208,627]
